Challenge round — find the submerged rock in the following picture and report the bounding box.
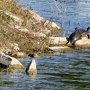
[25,58,37,75]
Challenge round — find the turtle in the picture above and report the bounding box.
[66,28,82,45]
[66,27,90,46]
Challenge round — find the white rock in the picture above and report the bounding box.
[75,37,90,47]
[13,52,26,57]
[41,29,51,35]
[48,46,70,51]
[44,20,61,29]
[14,25,29,33]
[26,59,37,74]
[0,52,23,68]
[4,11,23,25]
[29,10,44,22]
[33,32,46,37]
[49,37,67,45]
[51,22,61,29]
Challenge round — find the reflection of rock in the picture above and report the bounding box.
[26,59,37,76]
[0,52,23,68]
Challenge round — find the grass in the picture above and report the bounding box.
[0,0,60,54]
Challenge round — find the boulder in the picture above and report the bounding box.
[49,37,67,45]
[25,59,37,75]
[32,32,46,37]
[29,10,44,22]
[48,46,70,51]
[75,37,90,47]
[0,52,23,68]
[44,20,61,29]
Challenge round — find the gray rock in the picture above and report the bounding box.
[0,52,23,68]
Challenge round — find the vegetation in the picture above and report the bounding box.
[0,0,60,54]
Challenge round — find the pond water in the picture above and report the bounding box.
[17,0,90,36]
[0,0,90,90]
[0,50,90,90]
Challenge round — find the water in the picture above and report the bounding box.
[0,0,90,90]
[0,50,90,90]
[16,0,90,36]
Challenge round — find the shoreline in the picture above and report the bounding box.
[0,0,61,57]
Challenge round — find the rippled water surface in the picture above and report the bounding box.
[0,0,90,90]
[0,50,90,90]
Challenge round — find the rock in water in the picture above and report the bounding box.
[25,59,37,75]
[0,52,23,69]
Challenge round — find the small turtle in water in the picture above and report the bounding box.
[66,27,90,45]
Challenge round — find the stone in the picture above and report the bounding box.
[0,52,23,68]
[29,10,44,22]
[48,46,70,51]
[4,11,23,25]
[44,20,61,29]
[75,37,90,47]
[13,25,29,33]
[51,22,60,29]
[49,37,67,45]
[32,32,46,37]
[12,51,26,58]
[25,59,37,75]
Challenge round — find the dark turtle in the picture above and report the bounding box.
[66,28,82,45]
[66,27,90,45]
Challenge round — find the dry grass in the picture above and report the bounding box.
[0,0,60,53]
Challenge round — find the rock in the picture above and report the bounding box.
[28,53,39,58]
[9,43,20,51]
[12,51,26,58]
[3,49,12,55]
[48,46,70,51]
[49,37,67,45]
[0,52,23,68]
[29,10,44,22]
[32,32,46,37]
[51,22,60,29]
[44,20,61,29]
[4,11,23,25]
[25,58,37,75]
[13,25,29,33]
[75,37,90,47]
[41,29,51,35]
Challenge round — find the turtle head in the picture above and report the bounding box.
[87,27,90,32]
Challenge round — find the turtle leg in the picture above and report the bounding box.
[66,37,69,45]
[87,34,89,38]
